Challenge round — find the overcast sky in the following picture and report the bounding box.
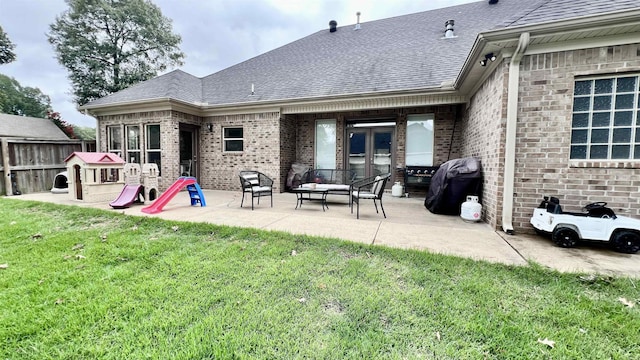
[0,0,476,127]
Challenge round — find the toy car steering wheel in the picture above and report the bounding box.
[583,201,607,211]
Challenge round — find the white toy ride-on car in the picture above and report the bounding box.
[530,196,640,254]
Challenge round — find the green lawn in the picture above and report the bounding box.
[0,198,638,359]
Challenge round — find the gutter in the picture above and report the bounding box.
[502,32,530,235]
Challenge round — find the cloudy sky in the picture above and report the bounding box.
[0,0,476,127]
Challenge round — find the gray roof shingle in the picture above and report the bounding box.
[0,113,71,140]
[85,0,640,109]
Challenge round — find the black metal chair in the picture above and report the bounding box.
[239,171,273,210]
[350,173,391,219]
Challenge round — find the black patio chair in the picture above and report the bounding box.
[350,173,391,219]
[239,170,273,210]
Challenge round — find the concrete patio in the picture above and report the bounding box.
[10,189,640,278]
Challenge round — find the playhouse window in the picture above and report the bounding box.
[100,168,119,183]
[570,75,640,160]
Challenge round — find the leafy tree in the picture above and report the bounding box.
[0,74,51,117]
[0,25,16,64]
[47,111,76,139]
[72,125,96,140]
[48,0,184,106]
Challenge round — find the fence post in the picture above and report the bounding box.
[1,138,12,196]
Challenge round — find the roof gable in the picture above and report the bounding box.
[64,152,125,165]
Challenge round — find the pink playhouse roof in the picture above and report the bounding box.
[64,152,125,165]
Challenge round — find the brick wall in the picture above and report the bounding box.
[280,115,297,190]
[458,63,507,229]
[512,44,640,232]
[98,111,177,190]
[290,106,459,186]
[200,111,282,192]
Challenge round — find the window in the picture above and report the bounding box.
[570,75,640,160]
[223,127,243,152]
[315,119,336,169]
[126,125,141,164]
[406,114,434,166]
[146,124,161,174]
[107,126,122,157]
[100,168,119,183]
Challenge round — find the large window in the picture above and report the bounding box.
[406,114,434,166]
[315,119,336,169]
[107,126,122,157]
[571,75,640,160]
[126,125,141,164]
[146,124,161,174]
[223,127,243,152]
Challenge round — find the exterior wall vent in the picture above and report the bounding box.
[444,20,456,38]
[329,20,338,33]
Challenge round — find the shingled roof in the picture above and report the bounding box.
[84,0,640,109]
[0,113,70,140]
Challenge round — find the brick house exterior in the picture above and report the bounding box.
[81,0,640,234]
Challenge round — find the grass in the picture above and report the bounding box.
[0,198,638,359]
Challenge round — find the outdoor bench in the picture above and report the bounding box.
[299,168,357,196]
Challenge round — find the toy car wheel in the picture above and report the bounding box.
[611,231,640,254]
[552,227,579,248]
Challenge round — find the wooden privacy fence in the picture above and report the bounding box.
[0,138,94,196]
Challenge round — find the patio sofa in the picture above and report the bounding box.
[298,169,357,196]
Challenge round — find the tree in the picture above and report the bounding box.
[48,0,184,106]
[0,74,51,117]
[0,25,16,64]
[47,111,76,139]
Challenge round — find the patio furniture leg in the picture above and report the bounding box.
[251,195,255,210]
[380,199,386,218]
[241,193,245,208]
[270,193,273,207]
[374,200,379,214]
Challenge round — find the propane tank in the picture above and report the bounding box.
[460,195,482,222]
[391,182,404,197]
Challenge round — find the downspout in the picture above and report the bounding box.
[502,32,530,235]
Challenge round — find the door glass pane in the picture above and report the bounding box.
[315,119,336,169]
[373,131,392,175]
[348,131,366,180]
[406,114,434,166]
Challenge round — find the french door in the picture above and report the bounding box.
[347,126,394,181]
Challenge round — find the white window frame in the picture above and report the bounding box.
[126,125,141,164]
[315,119,336,169]
[146,124,161,174]
[107,125,122,157]
[223,126,244,152]
[406,114,435,166]
[570,74,640,160]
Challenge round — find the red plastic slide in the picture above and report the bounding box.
[109,184,143,209]
[141,177,196,214]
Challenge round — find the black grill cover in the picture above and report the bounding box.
[424,157,482,215]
